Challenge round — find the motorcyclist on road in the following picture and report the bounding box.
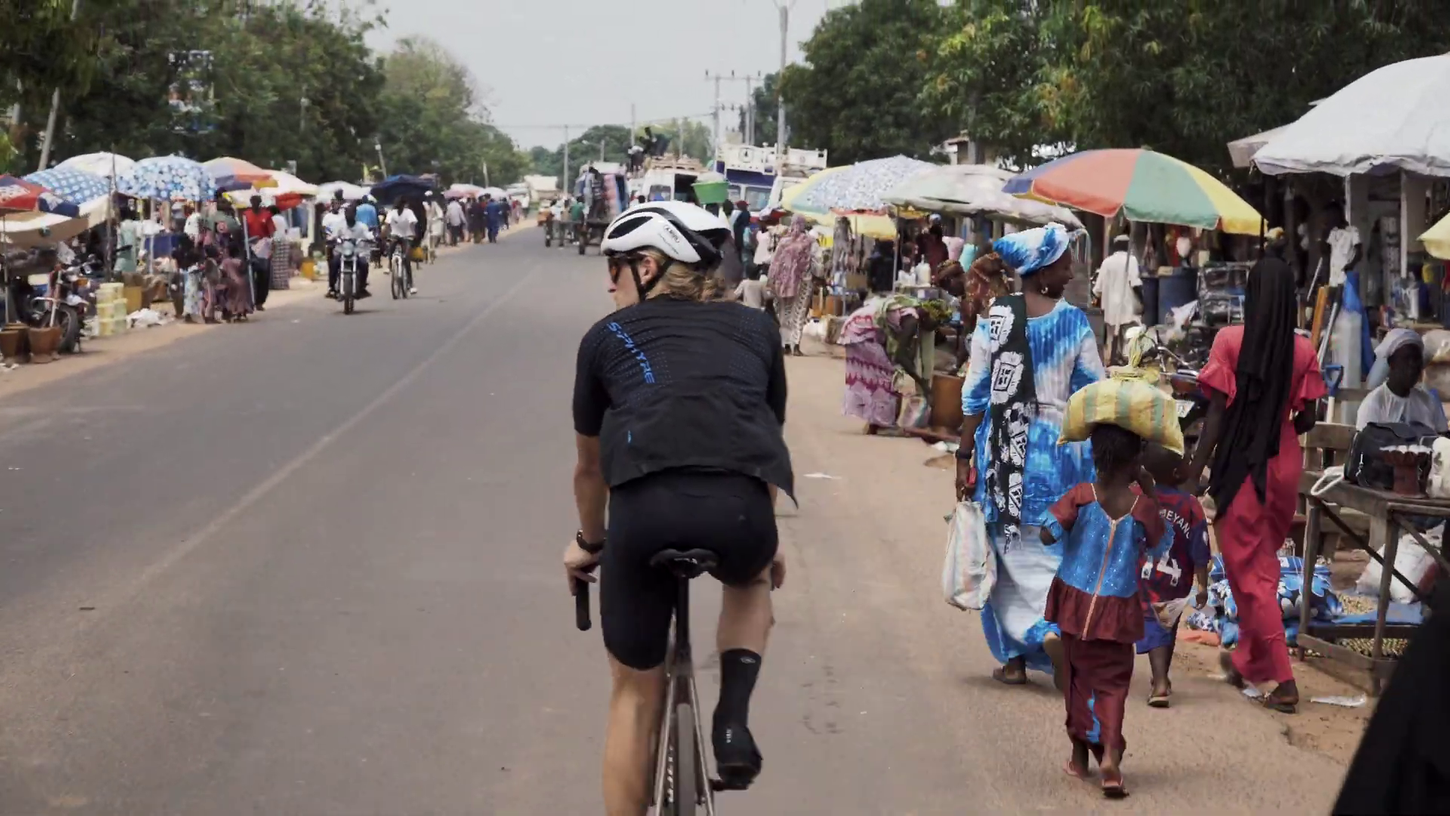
[326,207,373,299]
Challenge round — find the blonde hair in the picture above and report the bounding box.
[637,248,722,302]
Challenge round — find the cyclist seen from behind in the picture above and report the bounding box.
[565,201,793,815]
[385,197,420,295]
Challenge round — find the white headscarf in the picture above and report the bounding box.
[1366,328,1424,389]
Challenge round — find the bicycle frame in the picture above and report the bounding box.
[650,574,716,816]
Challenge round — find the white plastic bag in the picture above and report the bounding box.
[1356,525,1441,605]
[943,501,994,610]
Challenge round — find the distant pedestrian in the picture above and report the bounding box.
[769,215,817,356]
[1094,234,1142,364]
[446,197,466,245]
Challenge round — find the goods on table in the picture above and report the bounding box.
[1185,555,1343,649]
[1059,374,1187,455]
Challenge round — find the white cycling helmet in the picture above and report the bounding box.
[602,201,731,269]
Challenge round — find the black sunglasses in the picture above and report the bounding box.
[606,254,639,284]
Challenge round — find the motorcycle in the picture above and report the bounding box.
[19,256,97,354]
[335,236,369,315]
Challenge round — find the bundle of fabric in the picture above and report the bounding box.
[1059,373,1187,455]
[1185,554,1342,647]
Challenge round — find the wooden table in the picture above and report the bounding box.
[1298,471,1450,694]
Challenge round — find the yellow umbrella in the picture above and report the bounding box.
[1422,212,1450,260]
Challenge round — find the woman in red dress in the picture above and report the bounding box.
[1182,258,1324,713]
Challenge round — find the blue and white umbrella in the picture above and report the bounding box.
[787,155,934,215]
[25,167,111,205]
[117,155,216,201]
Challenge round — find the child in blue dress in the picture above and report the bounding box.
[1041,422,1169,799]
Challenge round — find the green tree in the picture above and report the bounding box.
[921,0,1450,176]
[46,0,384,182]
[778,0,955,164]
[0,0,104,158]
[921,0,1069,169]
[1041,1,1450,175]
[374,36,529,186]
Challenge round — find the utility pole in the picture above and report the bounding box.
[773,0,793,159]
[37,0,83,170]
[706,70,762,149]
[745,75,755,146]
[374,139,388,178]
[704,73,723,158]
[630,103,637,147]
[562,124,570,190]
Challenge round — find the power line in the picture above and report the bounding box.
[491,113,715,131]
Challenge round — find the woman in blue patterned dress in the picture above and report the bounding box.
[955,224,1106,685]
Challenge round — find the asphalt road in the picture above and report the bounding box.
[0,230,1351,814]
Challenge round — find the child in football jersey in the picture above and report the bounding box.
[1136,444,1211,708]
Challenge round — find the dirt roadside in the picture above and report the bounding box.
[786,336,1369,773]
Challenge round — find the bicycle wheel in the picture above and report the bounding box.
[390,253,403,299]
[673,702,696,816]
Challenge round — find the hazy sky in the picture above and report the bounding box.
[353,0,841,148]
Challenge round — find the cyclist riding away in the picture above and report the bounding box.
[385,197,420,295]
[564,200,793,815]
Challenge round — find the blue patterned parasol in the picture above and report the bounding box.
[25,167,112,205]
[116,155,217,201]
[787,155,934,215]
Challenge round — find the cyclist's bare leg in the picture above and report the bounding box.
[603,656,666,816]
[718,566,773,653]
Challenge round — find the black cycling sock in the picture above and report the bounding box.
[714,649,762,728]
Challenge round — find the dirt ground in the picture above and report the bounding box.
[794,334,1372,773]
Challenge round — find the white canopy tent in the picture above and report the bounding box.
[1254,54,1450,177]
[882,164,1083,228]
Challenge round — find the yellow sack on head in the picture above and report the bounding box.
[1059,376,1186,455]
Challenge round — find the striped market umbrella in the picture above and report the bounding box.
[25,166,111,205]
[1002,149,1263,235]
[203,157,277,193]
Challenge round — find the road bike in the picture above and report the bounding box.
[389,238,411,300]
[575,548,724,816]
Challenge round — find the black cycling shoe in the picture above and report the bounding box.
[712,721,762,791]
[326,289,338,299]
[357,287,372,299]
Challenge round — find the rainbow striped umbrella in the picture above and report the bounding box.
[1002,149,1263,235]
[203,157,277,192]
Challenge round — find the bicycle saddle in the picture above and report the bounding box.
[649,548,719,579]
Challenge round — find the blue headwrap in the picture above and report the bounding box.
[992,223,1079,276]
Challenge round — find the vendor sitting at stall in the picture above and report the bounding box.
[1357,328,1448,431]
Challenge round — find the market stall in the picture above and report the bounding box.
[1298,424,1448,695]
